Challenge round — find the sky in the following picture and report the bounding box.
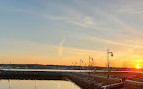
[0,0,143,67]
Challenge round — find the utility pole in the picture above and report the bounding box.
[107,49,113,78]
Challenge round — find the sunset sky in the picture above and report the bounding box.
[0,0,143,67]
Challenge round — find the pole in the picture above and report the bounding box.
[35,62,37,89]
[107,49,113,79]
[91,58,93,73]
[9,59,11,71]
[85,63,86,72]
[107,49,109,78]
[8,60,11,89]
[89,56,90,74]
[75,62,77,72]
[8,79,10,89]
[80,59,81,72]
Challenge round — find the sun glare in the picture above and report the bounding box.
[136,66,140,69]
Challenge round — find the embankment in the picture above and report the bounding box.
[0,70,124,89]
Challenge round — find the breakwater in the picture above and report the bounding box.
[0,70,63,80]
[0,70,123,89]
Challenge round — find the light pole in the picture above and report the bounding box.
[75,62,77,72]
[72,62,74,70]
[107,49,113,78]
[91,58,93,72]
[88,56,93,74]
[80,59,83,72]
[85,63,86,72]
[89,56,91,74]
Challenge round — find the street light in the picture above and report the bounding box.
[80,59,83,72]
[107,49,113,78]
[88,56,94,74]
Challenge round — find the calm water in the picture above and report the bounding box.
[3,69,94,72]
[0,80,81,89]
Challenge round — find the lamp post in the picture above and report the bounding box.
[91,58,93,73]
[80,59,83,72]
[107,49,113,78]
[75,62,77,72]
[88,56,94,74]
[85,63,86,72]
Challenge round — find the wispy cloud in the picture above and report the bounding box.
[70,33,143,49]
[57,37,66,57]
[46,15,98,29]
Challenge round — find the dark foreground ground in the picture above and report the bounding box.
[0,70,143,89]
[90,71,143,89]
[94,71,143,82]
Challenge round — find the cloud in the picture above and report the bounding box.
[0,38,55,48]
[68,16,97,28]
[70,33,143,49]
[117,8,143,14]
[46,15,98,29]
[57,37,66,57]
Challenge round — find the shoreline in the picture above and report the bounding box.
[0,70,122,89]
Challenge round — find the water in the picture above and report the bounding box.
[0,80,81,89]
[2,69,94,72]
[2,69,141,73]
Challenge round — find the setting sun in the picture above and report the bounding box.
[136,66,140,69]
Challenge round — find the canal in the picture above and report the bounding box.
[0,80,81,89]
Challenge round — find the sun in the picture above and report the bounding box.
[136,66,140,69]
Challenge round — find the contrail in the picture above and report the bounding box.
[58,38,66,57]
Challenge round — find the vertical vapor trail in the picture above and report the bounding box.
[58,38,66,58]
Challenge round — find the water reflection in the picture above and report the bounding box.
[3,69,94,72]
[0,80,80,89]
